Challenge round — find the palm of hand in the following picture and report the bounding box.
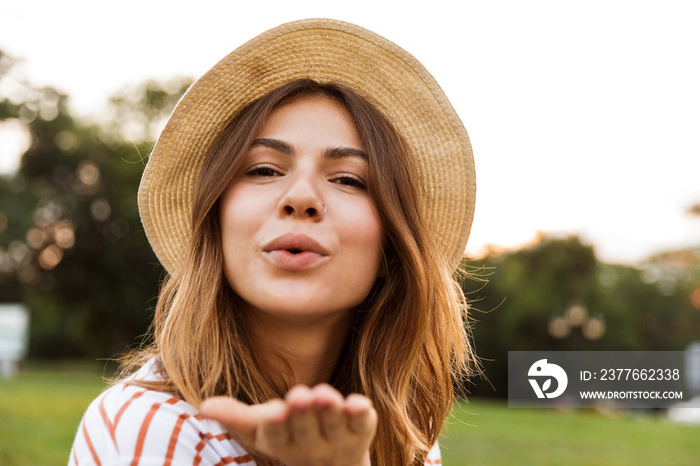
[200,384,376,466]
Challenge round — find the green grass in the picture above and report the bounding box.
[441,399,699,465]
[1,363,698,465]
[0,361,109,465]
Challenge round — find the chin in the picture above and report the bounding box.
[245,295,362,323]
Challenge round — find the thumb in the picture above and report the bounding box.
[200,397,260,445]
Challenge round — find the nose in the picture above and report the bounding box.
[278,172,326,219]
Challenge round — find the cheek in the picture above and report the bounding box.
[342,202,383,270]
[221,183,257,221]
[220,188,242,246]
[220,182,272,235]
[219,186,261,274]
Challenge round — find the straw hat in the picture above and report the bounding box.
[138,18,475,274]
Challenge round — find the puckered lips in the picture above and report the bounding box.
[262,232,330,271]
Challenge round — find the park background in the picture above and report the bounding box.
[1,0,699,464]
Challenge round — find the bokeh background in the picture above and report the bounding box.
[1,1,699,464]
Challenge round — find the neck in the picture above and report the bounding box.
[244,309,353,388]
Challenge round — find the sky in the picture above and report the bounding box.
[1,0,699,265]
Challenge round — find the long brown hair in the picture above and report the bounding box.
[124,79,476,465]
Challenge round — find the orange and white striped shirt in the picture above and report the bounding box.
[69,361,442,465]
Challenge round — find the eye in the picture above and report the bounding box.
[245,165,282,177]
[330,174,367,189]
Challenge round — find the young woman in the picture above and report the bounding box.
[70,19,477,466]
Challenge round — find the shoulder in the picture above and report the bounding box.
[425,442,442,465]
[69,364,254,465]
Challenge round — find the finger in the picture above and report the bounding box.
[256,399,291,455]
[286,385,323,446]
[344,394,377,437]
[311,384,348,441]
[310,383,343,410]
[200,397,259,445]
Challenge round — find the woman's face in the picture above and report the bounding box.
[219,96,383,324]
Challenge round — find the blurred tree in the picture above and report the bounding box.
[104,77,192,143]
[635,249,700,347]
[688,203,700,217]
[462,234,600,397]
[462,234,700,398]
[0,50,192,359]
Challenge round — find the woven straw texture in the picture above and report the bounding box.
[138,18,475,274]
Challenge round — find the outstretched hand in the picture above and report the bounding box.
[200,384,377,466]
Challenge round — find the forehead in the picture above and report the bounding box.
[255,96,363,150]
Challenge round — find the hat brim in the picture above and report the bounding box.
[138,18,475,274]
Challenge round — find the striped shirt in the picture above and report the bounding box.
[69,362,442,465]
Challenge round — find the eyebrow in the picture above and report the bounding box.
[250,138,368,161]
